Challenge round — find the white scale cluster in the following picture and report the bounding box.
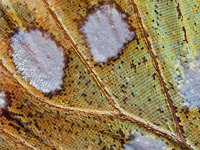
[124,133,168,150]
[81,4,135,62]
[11,29,65,93]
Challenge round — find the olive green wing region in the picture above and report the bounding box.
[46,0,178,136]
[178,0,200,147]
[0,1,114,112]
[3,64,188,150]
[0,0,196,149]
[0,65,183,149]
[134,0,200,149]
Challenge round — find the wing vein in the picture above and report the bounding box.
[42,0,122,113]
[2,1,191,149]
[130,0,186,144]
[41,1,191,149]
[0,128,34,149]
[0,61,191,149]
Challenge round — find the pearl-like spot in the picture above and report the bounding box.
[2,0,7,6]
[81,4,135,62]
[178,57,200,109]
[124,133,168,150]
[0,92,6,113]
[11,29,65,93]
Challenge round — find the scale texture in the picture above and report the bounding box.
[11,29,65,93]
[0,0,199,150]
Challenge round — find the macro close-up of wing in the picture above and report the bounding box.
[0,0,199,150]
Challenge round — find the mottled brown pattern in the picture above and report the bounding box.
[0,0,199,149]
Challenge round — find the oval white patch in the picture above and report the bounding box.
[11,29,65,93]
[123,133,168,150]
[0,92,6,112]
[81,4,135,62]
[178,57,200,109]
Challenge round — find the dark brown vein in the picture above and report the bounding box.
[175,0,183,20]
[41,1,192,149]
[1,1,192,149]
[0,61,118,117]
[0,61,191,150]
[119,115,191,150]
[130,0,186,144]
[42,0,121,113]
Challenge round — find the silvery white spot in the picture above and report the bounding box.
[178,57,200,109]
[11,29,65,93]
[81,4,135,62]
[123,133,168,150]
[0,92,6,112]
[1,0,7,6]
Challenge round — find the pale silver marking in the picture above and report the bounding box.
[11,29,65,93]
[81,4,135,62]
[178,57,200,109]
[123,133,168,150]
[1,0,7,6]
[0,92,6,113]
